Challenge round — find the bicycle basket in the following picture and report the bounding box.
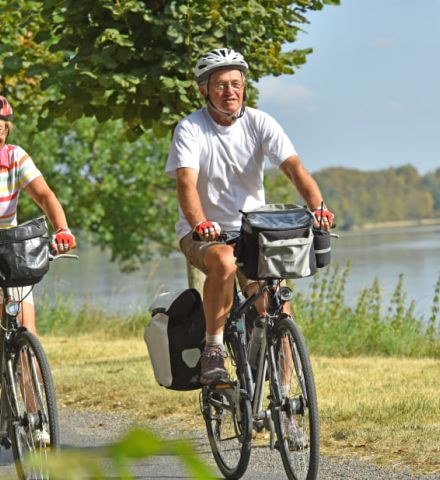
[234,204,317,280]
[0,217,50,287]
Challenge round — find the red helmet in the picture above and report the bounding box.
[0,96,13,121]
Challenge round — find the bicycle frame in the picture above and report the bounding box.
[202,229,324,479]
[0,287,23,440]
[225,279,289,439]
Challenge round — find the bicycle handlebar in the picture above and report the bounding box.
[192,226,337,243]
[192,230,240,243]
[49,252,79,261]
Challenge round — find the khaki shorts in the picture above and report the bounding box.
[180,233,259,291]
[0,286,34,305]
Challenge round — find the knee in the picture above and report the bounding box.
[205,248,237,279]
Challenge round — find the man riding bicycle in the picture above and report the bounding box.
[165,48,334,386]
[0,95,75,336]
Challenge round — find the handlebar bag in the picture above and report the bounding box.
[145,288,205,391]
[234,204,318,280]
[0,216,50,287]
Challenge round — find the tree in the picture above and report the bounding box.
[15,116,177,269]
[1,0,340,138]
[265,165,438,229]
[423,169,440,213]
[1,0,341,270]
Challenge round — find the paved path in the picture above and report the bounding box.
[1,407,438,479]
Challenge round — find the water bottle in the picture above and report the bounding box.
[247,316,265,369]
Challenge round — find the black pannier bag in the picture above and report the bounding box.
[0,216,50,288]
[234,204,320,280]
[144,288,205,391]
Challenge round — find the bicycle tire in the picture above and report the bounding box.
[270,315,320,480]
[202,332,252,479]
[7,329,59,480]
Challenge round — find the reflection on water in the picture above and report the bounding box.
[35,225,440,318]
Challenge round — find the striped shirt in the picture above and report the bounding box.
[0,144,42,227]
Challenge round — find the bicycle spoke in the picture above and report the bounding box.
[202,333,252,479]
[7,330,59,480]
[271,316,320,480]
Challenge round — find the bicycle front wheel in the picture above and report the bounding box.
[270,315,320,480]
[7,329,59,480]
[202,333,252,479]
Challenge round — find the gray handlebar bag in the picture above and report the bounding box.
[234,204,318,280]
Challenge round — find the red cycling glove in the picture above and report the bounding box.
[314,206,335,228]
[193,220,221,239]
[50,227,76,254]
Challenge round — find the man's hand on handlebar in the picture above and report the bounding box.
[313,205,335,231]
[50,227,76,255]
[193,220,221,241]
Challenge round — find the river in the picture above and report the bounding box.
[34,225,440,320]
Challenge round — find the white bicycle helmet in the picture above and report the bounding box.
[194,48,249,83]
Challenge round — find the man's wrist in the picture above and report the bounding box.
[193,220,207,230]
[313,203,328,211]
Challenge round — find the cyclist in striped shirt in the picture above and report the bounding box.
[0,95,75,335]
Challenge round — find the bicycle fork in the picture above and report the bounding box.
[0,371,8,440]
[0,351,18,447]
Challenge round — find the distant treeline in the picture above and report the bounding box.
[265,164,440,229]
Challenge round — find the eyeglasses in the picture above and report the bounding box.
[212,81,244,93]
[0,126,9,134]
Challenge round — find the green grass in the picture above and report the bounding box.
[36,265,440,358]
[42,335,440,475]
[35,292,147,338]
[291,264,440,357]
[33,266,440,475]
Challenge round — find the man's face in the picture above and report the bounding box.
[0,121,8,148]
[201,69,245,116]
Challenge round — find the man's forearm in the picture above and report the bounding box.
[280,156,324,210]
[293,173,324,210]
[178,187,206,228]
[176,169,207,228]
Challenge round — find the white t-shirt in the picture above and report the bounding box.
[166,106,297,240]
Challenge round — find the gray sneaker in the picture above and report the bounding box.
[283,415,307,451]
[32,426,50,446]
[200,345,229,385]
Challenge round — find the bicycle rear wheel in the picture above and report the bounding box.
[270,315,319,480]
[202,333,252,479]
[7,329,59,480]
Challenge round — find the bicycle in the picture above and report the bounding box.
[0,250,77,480]
[200,226,332,480]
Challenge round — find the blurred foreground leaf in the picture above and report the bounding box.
[25,427,215,480]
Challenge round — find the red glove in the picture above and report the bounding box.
[314,206,335,228]
[193,220,221,239]
[50,227,76,254]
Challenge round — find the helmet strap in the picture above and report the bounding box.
[205,95,246,121]
[205,82,246,120]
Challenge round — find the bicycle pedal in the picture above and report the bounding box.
[211,380,236,391]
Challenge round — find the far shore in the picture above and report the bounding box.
[350,217,440,232]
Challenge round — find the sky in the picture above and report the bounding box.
[257,0,440,175]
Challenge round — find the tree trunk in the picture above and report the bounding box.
[186,260,205,298]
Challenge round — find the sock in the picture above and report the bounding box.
[281,384,291,397]
[205,333,223,347]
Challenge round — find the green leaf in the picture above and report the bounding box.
[96,28,134,48]
[110,429,163,458]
